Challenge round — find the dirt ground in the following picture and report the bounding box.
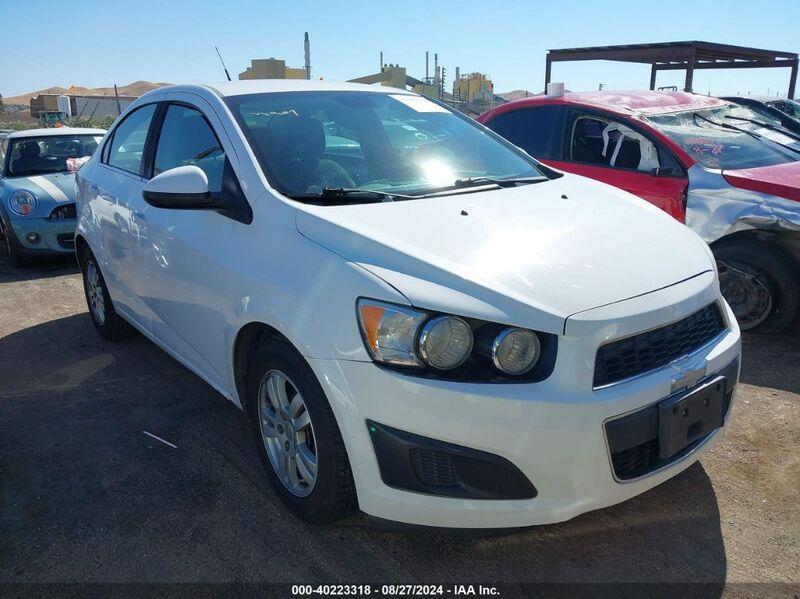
[0,252,798,594]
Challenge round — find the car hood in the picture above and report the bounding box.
[723,161,800,202]
[295,175,713,333]
[5,171,76,202]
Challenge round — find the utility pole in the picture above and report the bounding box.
[113,84,121,116]
[304,32,311,80]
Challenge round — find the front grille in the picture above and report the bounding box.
[611,439,660,480]
[606,357,739,480]
[594,303,725,387]
[410,448,458,487]
[48,203,77,221]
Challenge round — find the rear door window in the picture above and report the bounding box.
[106,104,157,175]
[486,106,563,159]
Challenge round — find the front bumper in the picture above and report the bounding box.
[8,218,76,254]
[308,273,741,529]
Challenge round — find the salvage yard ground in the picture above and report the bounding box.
[0,251,798,592]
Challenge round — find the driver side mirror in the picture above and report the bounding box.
[142,165,215,209]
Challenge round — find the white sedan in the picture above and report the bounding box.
[75,80,741,529]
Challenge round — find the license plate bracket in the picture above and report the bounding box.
[658,376,725,459]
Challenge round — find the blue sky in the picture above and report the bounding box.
[1,0,798,99]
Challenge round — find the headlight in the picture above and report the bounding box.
[357,299,427,367]
[491,327,541,375]
[9,190,37,216]
[357,298,555,381]
[419,315,473,370]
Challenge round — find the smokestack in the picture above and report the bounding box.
[425,51,429,80]
[304,32,311,80]
[434,53,439,85]
[380,51,383,71]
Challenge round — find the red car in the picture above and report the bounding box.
[479,91,800,333]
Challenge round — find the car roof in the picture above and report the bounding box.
[162,80,416,99]
[721,95,787,103]
[499,90,729,117]
[6,127,106,139]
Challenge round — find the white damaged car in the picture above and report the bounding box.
[75,81,741,529]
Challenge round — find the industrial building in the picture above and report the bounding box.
[29,93,137,118]
[238,33,312,81]
[453,72,494,106]
[238,58,308,81]
[348,52,500,115]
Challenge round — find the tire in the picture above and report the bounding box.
[2,219,27,267]
[246,337,356,524]
[80,249,135,341]
[714,238,799,334]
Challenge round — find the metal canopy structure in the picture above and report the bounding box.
[545,41,799,99]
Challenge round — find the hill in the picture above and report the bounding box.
[3,81,171,106]
[496,89,538,101]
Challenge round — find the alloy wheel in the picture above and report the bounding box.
[257,369,318,497]
[85,260,106,325]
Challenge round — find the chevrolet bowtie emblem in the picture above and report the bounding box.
[670,360,707,392]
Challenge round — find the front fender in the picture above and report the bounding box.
[687,165,800,243]
[225,240,408,407]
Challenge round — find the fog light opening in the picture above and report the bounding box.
[26,232,41,244]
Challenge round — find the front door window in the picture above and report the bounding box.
[571,116,661,172]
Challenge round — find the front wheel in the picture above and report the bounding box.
[2,220,27,267]
[715,239,799,333]
[246,337,356,524]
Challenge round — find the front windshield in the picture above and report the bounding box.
[225,91,544,198]
[646,104,800,170]
[7,134,103,177]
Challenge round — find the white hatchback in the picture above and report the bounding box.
[76,81,741,529]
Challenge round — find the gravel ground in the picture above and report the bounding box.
[0,252,798,594]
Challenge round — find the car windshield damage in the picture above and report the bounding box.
[224,91,547,203]
[6,135,103,177]
[646,104,800,170]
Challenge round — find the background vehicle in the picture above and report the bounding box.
[479,91,800,333]
[0,127,104,266]
[75,81,740,529]
[721,96,800,135]
[38,110,68,128]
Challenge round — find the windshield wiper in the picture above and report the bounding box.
[693,112,762,139]
[693,112,800,157]
[452,176,548,189]
[724,115,800,143]
[287,187,416,204]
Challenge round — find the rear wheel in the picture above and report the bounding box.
[714,239,799,333]
[80,250,134,341]
[246,337,356,523]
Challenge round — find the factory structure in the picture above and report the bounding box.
[236,35,500,115]
[348,51,499,114]
[238,58,308,81]
[23,33,502,121]
[239,33,313,81]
